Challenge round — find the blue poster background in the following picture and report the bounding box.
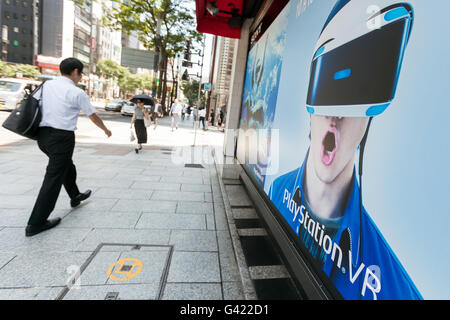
[237,0,450,299]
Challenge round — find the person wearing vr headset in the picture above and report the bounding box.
[269,1,422,299]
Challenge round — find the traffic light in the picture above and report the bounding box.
[181,69,189,81]
[184,39,192,62]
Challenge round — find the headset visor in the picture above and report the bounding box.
[306,18,411,114]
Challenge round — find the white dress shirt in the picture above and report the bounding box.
[34,77,96,131]
[171,103,183,116]
[198,109,206,118]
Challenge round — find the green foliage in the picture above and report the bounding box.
[181,79,205,107]
[96,59,127,80]
[105,0,202,59]
[0,61,40,78]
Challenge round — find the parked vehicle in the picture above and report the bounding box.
[0,78,41,111]
[121,101,136,116]
[105,99,125,112]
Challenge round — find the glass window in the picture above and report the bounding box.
[0,81,22,92]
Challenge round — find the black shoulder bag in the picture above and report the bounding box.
[1,81,45,140]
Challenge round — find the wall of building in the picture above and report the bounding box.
[0,0,36,64]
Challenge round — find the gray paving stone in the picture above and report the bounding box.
[135,212,206,230]
[93,187,153,200]
[112,174,161,182]
[160,176,204,184]
[78,178,134,189]
[176,202,214,214]
[74,228,170,252]
[151,190,205,202]
[111,199,177,213]
[0,251,91,288]
[170,230,218,252]
[181,184,212,193]
[0,195,37,209]
[248,265,289,280]
[55,197,118,211]
[0,227,92,254]
[232,208,258,219]
[225,185,253,207]
[0,184,34,195]
[0,208,67,227]
[63,284,159,300]
[0,253,16,270]
[223,282,245,300]
[162,283,222,300]
[61,210,142,229]
[0,287,46,300]
[130,181,181,191]
[142,169,183,177]
[206,215,215,231]
[167,252,220,283]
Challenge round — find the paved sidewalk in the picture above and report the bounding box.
[0,113,245,300]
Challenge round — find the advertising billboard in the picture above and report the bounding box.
[237,0,450,300]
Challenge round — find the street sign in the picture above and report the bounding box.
[121,47,155,70]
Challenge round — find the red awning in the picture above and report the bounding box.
[195,0,245,39]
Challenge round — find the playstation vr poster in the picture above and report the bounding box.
[237,0,450,300]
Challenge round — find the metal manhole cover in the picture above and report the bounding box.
[56,243,174,300]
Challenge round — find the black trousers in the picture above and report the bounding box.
[200,116,205,129]
[134,119,147,144]
[28,127,80,226]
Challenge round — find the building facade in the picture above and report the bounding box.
[210,36,236,115]
[38,0,92,74]
[0,0,37,65]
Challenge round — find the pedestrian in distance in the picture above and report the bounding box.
[193,105,198,128]
[181,102,186,121]
[198,106,207,130]
[218,109,225,131]
[130,99,151,154]
[170,98,182,131]
[210,109,215,127]
[152,98,162,129]
[25,57,112,237]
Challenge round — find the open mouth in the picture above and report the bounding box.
[321,127,338,166]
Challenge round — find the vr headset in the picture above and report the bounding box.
[306,1,414,117]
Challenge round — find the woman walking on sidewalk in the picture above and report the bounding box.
[130,99,150,153]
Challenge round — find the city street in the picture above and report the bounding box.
[0,107,244,300]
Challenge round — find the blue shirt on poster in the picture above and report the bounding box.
[268,152,422,300]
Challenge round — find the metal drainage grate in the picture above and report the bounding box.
[105,292,119,300]
[185,164,204,169]
[120,265,133,272]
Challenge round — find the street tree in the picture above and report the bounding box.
[96,59,128,97]
[0,61,40,78]
[104,0,202,109]
[182,79,205,108]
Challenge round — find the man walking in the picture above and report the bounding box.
[25,58,112,237]
[170,99,182,131]
[198,107,207,130]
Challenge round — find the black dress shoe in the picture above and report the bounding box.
[25,218,61,237]
[70,190,92,208]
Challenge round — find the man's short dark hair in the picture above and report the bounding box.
[60,58,84,76]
